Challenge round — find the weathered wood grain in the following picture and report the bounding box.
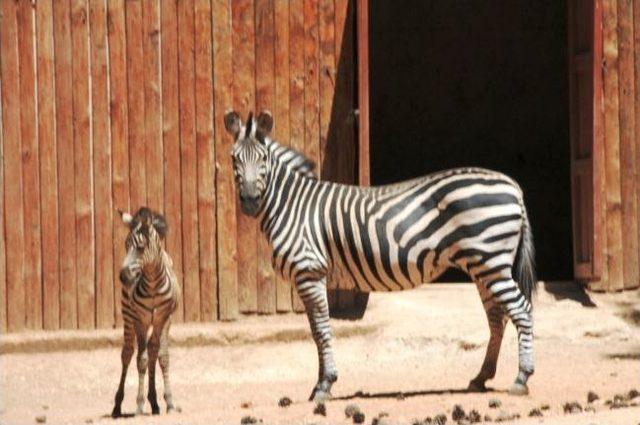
[213,0,239,320]
[178,0,201,321]
[194,0,217,321]
[233,0,258,313]
[90,0,115,328]
[161,0,184,322]
[18,0,42,329]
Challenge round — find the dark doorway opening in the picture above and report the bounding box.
[369,1,573,280]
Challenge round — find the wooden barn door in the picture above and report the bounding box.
[567,0,604,280]
[357,0,370,186]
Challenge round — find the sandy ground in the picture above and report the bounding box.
[1,283,639,425]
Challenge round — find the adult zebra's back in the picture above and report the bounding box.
[225,110,537,401]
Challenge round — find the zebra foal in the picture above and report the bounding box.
[111,207,181,417]
[225,110,537,401]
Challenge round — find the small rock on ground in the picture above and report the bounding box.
[240,401,252,409]
[344,404,361,418]
[451,404,466,421]
[628,389,639,400]
[584,405,596,413]
[313,402,327,416]
[35,416,46,424]
[587,391,599,403]
[563,401,583,414]
[488,399,502,409]
[468,409,481,423]
[483,414,492,422]
[240,416,258,425]
[494,411,520,422]
[434,413,447,425]
[540,404,550,411]
[277,397,292,408]
[528,408,543,417]
[352,411,366,424]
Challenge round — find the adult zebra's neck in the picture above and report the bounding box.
[258,140,320,243]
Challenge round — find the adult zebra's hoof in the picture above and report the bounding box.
[467,378,488,393]
[508,382,529,396]
[309,384,332,403]
[111,406,122,418]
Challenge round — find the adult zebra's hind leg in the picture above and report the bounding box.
[158,319,175,413]
[480,274,535,396]
[296,275,338,403]
[468,290,507,392]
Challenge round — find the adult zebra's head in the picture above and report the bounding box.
[224,110,274,217]
[118,207,168,285]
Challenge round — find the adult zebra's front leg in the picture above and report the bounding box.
[296,274,338,402]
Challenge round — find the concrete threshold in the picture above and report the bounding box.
[0,315,378,355]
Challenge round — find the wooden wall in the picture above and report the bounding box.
[0,0,358,332]
[591,0,640,292]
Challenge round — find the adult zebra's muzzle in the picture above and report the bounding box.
[239,184,262,216]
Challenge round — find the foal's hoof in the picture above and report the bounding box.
[508,382,529,396]
[467,379,488,393]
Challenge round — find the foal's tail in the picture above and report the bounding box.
[514,205,537,304]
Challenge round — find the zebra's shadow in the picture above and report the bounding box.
[333,387,506,401]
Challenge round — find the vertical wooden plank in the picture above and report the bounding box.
[0,48,6,332]
[232,0,258,313]
[194,0,217,321]
[71,0,96,329]
[290,0,306,312]
[602,0,625,291]
[634,0,640,290]
[161,0,184,322]
[53,0,77,329]
[319,0,335,167]
[90,0,114,328]
[617,0,639,289]
[274,0,293,312]
[356,0,369,186]
[108,0,130,326]
[303,0,321,171]
[143,0,164,212]
[37,0,60,330]
[1,0,26,331]
[17,0,42,329]
[0,58,6,332]
[255,0,277,314]
[213,0,239,320]
[178,0,201,322]
[125,0,147,209]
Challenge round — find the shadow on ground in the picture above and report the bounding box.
[543,281,596,307]
[334,387,506,401]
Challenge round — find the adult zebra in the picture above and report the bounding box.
[225,110,537,401]
[112,207,181,417]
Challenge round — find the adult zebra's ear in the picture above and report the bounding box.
[224,110,241,139]
[117,209,133,226]
[255,111,273,144]
[152,212,168,239]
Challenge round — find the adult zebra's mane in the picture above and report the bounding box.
[266,139,317,179]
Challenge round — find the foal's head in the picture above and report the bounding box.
[118,207,168,284]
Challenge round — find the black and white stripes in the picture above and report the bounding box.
[225,110,537,401]
[112,207,181,417]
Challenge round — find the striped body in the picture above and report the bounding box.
[225,111,536,400]
[112,208,180,417]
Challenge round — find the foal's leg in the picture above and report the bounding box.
[296,275,337,402]
[468,285,508,391]
[146,323,164,415]
[111,321,135,417]
[158,319,175,412]
[135,326,149,414]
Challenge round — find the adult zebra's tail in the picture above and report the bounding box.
[515,207,537,303]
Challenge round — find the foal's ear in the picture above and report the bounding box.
[255,111,273,143]
[224,110,242,139]
[152,212,168,239]
[117,209,133,226]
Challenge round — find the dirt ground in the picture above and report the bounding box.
[1,283,639,425]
